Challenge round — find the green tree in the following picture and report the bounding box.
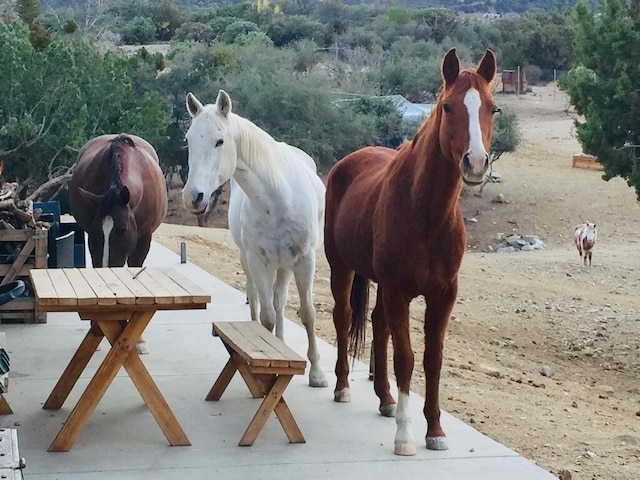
[560,0,640,198]
[120,16,156,44]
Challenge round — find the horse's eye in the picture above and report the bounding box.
[491,106,501,115]
[443,103,452,114]
[215,139,224,147]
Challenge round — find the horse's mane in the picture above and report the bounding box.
[202,105,290,187]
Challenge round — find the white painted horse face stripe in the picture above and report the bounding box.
[463,88,487,161]
[102,215,114,267]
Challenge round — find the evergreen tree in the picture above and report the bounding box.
[561,0,640,198]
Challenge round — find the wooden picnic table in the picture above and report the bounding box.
[30,266,211,452]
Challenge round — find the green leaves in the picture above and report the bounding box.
[562,0,640,197]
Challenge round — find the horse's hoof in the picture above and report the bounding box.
[136,341,150,355]
[309,375,328,388]
[394,442,417,456]
[334,387,351,403]
[426,436,449,451]
[309,366,328,387]
[379,403,396,417]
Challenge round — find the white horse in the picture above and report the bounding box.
[182,90,328,388]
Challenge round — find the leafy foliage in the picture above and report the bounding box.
[560,0,640,198]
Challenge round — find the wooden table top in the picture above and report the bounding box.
[30,267,211,313]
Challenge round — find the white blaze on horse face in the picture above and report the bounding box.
[101,215,114,267]
[462,88,489,182]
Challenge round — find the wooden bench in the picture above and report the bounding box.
[0,332,12,415]
[206,321,307,446]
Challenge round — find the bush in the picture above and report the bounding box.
[120,16,156,45]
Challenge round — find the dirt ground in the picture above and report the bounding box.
[154,84,640,479]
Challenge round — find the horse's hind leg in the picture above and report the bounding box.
[329,262,355,401]
[371,290,395,416]
[293,257,328,388]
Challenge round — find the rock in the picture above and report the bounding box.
[540,365,553,377]
[616,434,640,445]
[558,470,572,480]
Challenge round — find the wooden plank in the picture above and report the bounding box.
[33,231,48,269]
[112,268,155,305]
[572,154,604,171]
[159,269,211,304]
[214,322,306,370]
[0,264,34,277]
[46,270,78,307]
[150,269,192,304]
[133,269,174,304]
[0,230,33,242]
[0,237,34,286]
[78,269,117,306]
[215,322,279,368]
[94,269,136,305]
[62,269,97,306]
[30,270,59,307]
[0,298,34,311]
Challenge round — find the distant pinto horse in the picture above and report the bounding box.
[69,134,168,353]
[181,90,327,388]
[574,222,597,266]
[324,49,498,455]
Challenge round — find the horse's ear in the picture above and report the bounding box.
[120,186,130,206]
[78,187,102,206]
[216,90,232,118]
[476,49,497,84]
[186,92,204,118]
[442,48,460,88]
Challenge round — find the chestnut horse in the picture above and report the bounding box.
[69,134,168,353]
[324,49,498,455]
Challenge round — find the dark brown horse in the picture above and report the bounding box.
[69,134,167,269]
[324,49,498,455]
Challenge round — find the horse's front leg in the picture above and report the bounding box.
[240,249,259,321]
[381,285,416,456]
[423,285,457,451]
[371,288,395,416]
[328,263,355,402]
[246,254,277,335]
[293,256,328,388]
[273,268,292,341]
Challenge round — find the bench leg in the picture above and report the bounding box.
[43,322,104,410]
[207,349,265,400]
[239,375,305,446]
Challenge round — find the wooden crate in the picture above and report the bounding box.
[572,154,604,171]
[0,229,48,324]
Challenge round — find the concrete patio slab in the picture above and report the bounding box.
[1,242,556,479]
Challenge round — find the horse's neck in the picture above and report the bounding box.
[400,118,462,217]
[230,115,288,210]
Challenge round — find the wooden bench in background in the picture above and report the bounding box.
[206,321,307,446]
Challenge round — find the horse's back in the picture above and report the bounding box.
[324,146,396,276]
[71,133,167,232]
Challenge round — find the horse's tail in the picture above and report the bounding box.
[348,273,370,360]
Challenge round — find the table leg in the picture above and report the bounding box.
[43,322,104,410]
[100,320,191,447]
[48,311,152,452]
[239,374,304,446]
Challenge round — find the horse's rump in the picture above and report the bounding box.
[70,134,167,267]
